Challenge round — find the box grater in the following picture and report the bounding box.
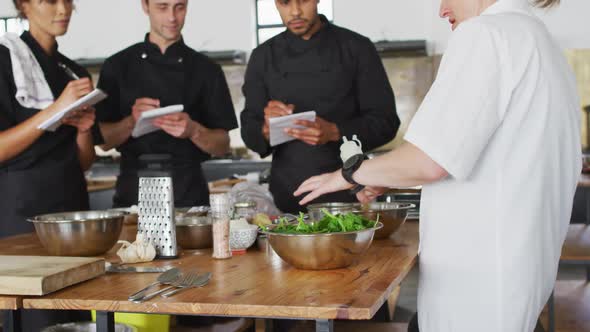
[136,155,178,259]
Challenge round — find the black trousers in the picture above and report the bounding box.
[3,309,90,332]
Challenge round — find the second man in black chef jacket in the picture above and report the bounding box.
[95,0,238,207]
[241,0,400,213]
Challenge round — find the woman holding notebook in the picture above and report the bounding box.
[0,0,96,239]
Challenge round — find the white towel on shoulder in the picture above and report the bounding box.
[0,33,54,109]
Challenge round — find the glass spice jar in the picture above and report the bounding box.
[233,201,257,223]
[210,193,232,259]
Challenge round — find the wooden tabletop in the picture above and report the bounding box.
[561,224,590,261]
[0,222,419,320]
[0,296,21,310]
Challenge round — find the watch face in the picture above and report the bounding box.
[344,154,361,169]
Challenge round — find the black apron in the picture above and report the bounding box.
[0,143,89,237]
[113,48,209,208]
[267,47,358,214]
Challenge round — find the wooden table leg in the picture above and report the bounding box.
[96,311,115,332]
[3,309,22,332]
[264,319,274,332]
[315,319,333,332]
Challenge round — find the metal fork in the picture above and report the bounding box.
[133,272,197,303]
[162,272,212,298]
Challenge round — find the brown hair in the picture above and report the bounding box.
[12,0,26,18]
[533,0,560,8]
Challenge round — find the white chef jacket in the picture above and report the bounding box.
[404,0,582,331]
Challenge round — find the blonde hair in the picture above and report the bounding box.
[533,0,560,8]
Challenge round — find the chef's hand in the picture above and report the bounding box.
[355,186,388,203]
[262,100,294,141]
[152,112,197,139]
[52,78,93,114]
[63,107,96,133]
[294,169,354,205]
[132,98,160,122]
[286,116,340,146]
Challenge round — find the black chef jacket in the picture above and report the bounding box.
[0,31,90,238]
[240,16,400,213]
[95,35,238,208]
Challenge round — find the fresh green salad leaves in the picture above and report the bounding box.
[269,209,377,234]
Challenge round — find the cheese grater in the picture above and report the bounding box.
[136,155,178,259]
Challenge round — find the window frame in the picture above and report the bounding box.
[0,16,28,36]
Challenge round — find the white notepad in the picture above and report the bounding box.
[131,104,184,138]
[38,89,108,132]
[269,110,316,147]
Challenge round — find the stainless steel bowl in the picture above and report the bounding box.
[260,222,382,270]
[306,202,361,221]
[355,202,415,239]
[175,214,212,250]
[176,206,209,217]
[109,207,138,225]
[28,210,125,256]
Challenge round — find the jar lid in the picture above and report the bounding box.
[234,201,257,208]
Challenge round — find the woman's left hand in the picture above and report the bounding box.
[62,107,96,133]
[294,170,354,205]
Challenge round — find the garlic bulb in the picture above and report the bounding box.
[116,233,156,263]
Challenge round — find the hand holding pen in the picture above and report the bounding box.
[58,62,81,80]
[262,100,294,141]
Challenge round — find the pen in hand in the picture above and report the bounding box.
[58,62,80,80]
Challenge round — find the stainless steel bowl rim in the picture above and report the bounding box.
[259,222,383,237]
[27,210,128,224]
[354,202,416,212]
[306,202,361,209]
[176,221,212,227]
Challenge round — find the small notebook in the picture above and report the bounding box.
[38,89,108,132]
[269,110,316,147]
[131,104,184,138]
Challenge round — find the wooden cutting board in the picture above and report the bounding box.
[0,255,105,295]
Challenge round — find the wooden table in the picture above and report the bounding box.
[0,222,419,332]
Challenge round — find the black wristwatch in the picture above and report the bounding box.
[342,154,365,193]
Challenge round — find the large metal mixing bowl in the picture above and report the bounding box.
[28,210,125,256]
[306,202,361,221]
[355,202,415,239]
[260,222,382,270]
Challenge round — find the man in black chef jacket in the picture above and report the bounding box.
[95,0,238,207]
[241,0,400,213]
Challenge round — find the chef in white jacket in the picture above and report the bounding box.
[295,0,582,331]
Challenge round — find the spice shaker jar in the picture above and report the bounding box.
[210,193,232,259]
